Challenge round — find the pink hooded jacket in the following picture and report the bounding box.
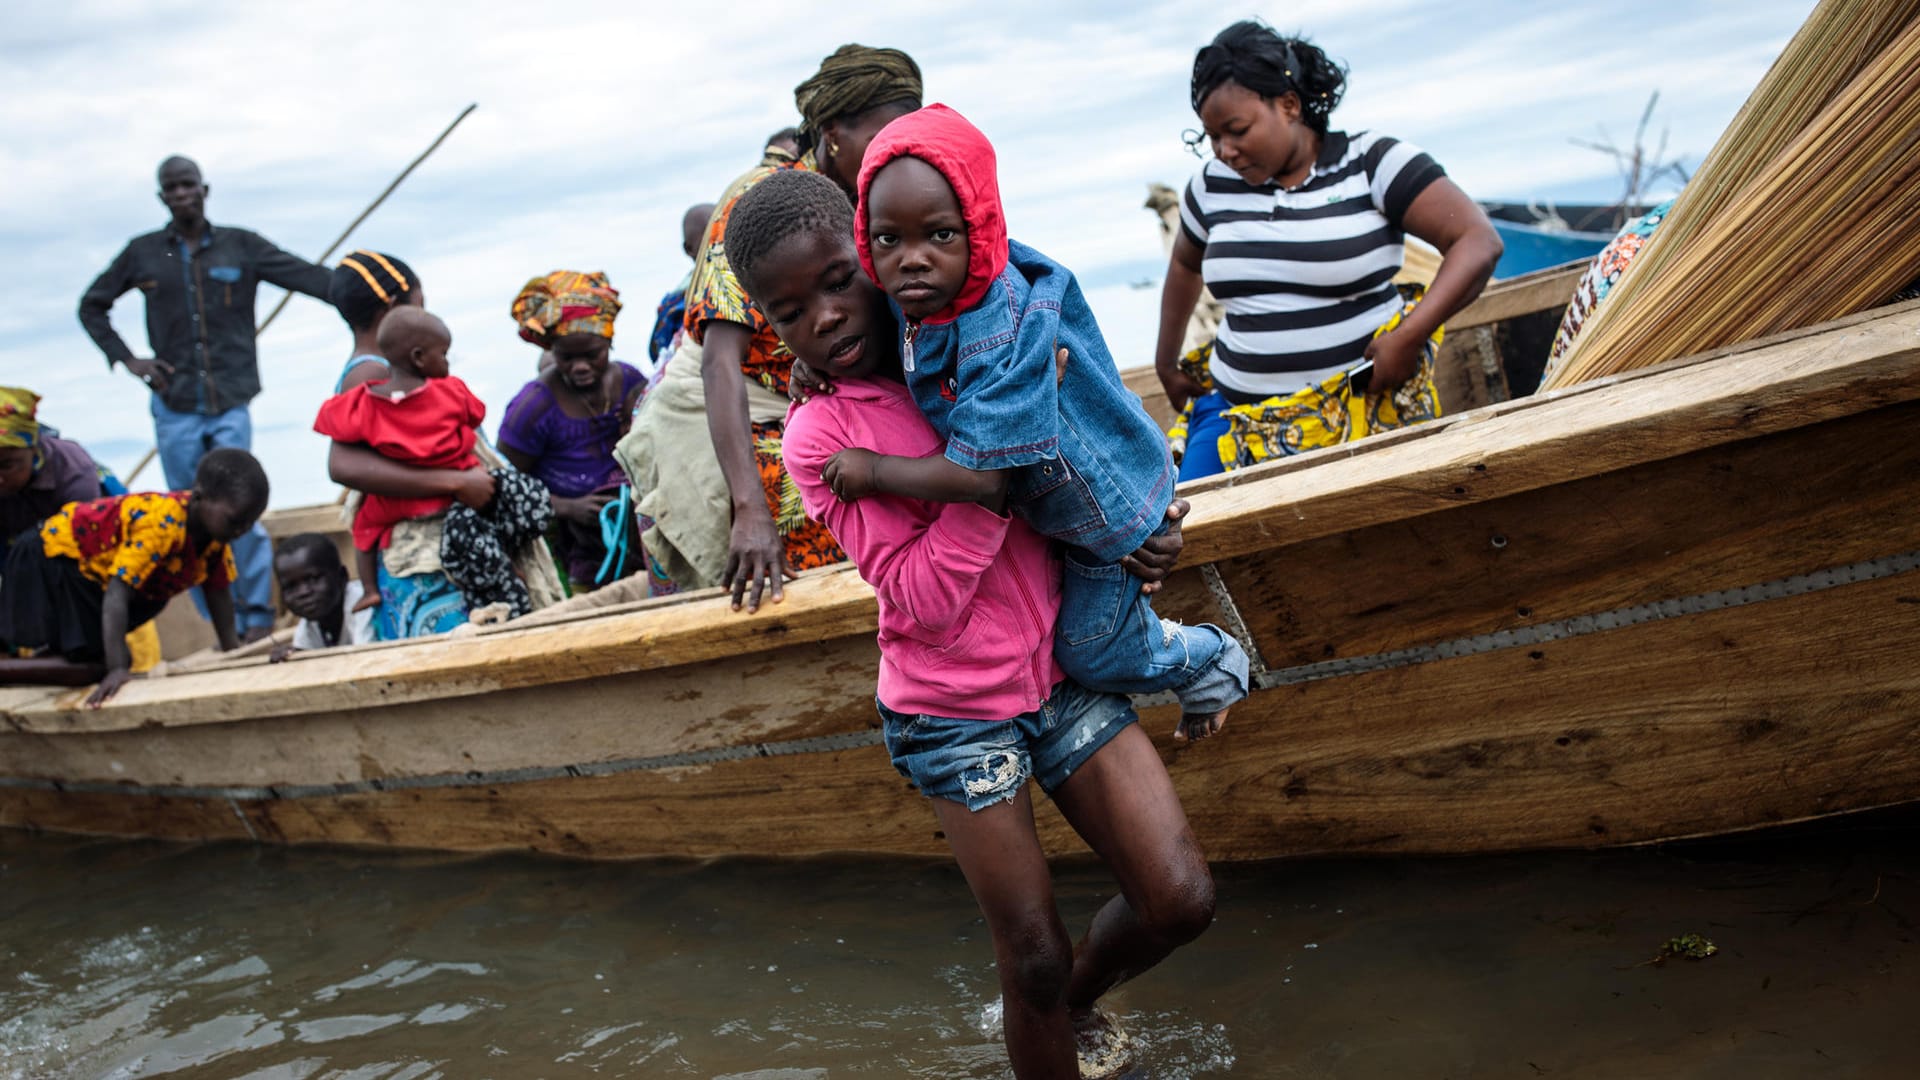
[784,377,1063,720]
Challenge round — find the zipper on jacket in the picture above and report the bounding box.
[902,321,918,373]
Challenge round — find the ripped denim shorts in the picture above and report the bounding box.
[876,680,1138,812]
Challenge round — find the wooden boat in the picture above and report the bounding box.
[4,276,1918,861]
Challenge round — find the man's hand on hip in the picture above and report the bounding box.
[123,357,174,394]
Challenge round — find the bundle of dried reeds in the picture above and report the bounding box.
[1542,0,1920,389]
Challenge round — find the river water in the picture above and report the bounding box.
[2,812,1915,1079]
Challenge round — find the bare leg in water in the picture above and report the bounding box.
[1051,722,1215,1016]
[933,789,1080,1079]
[932,721,1214,1078]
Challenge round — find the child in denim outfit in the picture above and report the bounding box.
[730,168,1213,1080]
[814,104,1249,741]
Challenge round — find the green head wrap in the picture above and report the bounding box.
[793,45,923,145]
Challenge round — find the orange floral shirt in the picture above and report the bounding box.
[39,491,236,600]
[682,156,814,396]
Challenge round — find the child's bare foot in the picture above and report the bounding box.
[1073,1007,1135,1079]
[1174,706,1231,743]
[351,592,383,613]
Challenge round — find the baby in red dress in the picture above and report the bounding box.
[314,308,484,612]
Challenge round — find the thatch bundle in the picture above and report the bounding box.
[1542,0,1920,389]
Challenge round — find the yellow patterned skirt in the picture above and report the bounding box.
[1168,291,1445,473]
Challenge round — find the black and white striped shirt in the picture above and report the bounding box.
[1180,130,1446,400]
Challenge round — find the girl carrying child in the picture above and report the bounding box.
[313,307,552,623]
[728,168,1213,1080]
[800,104,1250,743]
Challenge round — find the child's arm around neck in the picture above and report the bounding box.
[822,342,1070,509]
[786,395,1011,637]
[825,448,1008,511]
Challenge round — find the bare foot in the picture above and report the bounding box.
[1073,1008,1135,1079]
[1174,706,1231,743]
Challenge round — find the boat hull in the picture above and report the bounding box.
[5,303,1919,860]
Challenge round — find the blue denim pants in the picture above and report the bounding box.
[150,397,275,633]
[879,679,1138,811]
[1176,391,1235,481]
[1055,532,1249,716]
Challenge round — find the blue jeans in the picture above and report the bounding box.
[1055,537,1249,716]
[878,680,1138,811]
[150,397,274,633]
[1177,391,1234,481]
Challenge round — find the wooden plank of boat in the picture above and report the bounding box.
[3,302,1918,859]
[4,568,1915,861]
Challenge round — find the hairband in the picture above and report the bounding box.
[340,250,411,305]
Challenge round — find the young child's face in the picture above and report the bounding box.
[190,493,262,545]
[409,333,452,379]
[751,230,896,380]
[866,155,970,322]
[275,549,346,622]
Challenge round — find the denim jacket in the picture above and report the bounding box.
[902,239,1173,564]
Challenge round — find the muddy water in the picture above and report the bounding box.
[2,814,1915,1079]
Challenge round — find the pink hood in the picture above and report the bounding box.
[855,104,1009,326]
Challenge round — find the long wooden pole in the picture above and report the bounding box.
[121,447,158,487]
[255,102,478,336]
[124,104,479,486]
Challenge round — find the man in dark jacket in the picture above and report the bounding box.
[77,155,331,640]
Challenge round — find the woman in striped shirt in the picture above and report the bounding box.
[1156,22,1503,479]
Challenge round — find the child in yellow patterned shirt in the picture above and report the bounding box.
[0,448,269,706]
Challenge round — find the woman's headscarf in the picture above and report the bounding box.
[512,270,622,345]
[793,44,923,147]
[855,104,1008,327]
[0,386,43,470]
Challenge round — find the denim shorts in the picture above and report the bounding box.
[877,680,1138,812]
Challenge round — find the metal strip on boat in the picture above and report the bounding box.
[1201,562,1271,676]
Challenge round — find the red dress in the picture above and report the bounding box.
[313,376,486,550]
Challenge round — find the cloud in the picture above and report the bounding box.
[1,0,1813,507]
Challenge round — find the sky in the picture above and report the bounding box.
[1,0,1815,508]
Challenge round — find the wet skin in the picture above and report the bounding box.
[865,156,971,323]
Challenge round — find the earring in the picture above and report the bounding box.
[829,141,840,156]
